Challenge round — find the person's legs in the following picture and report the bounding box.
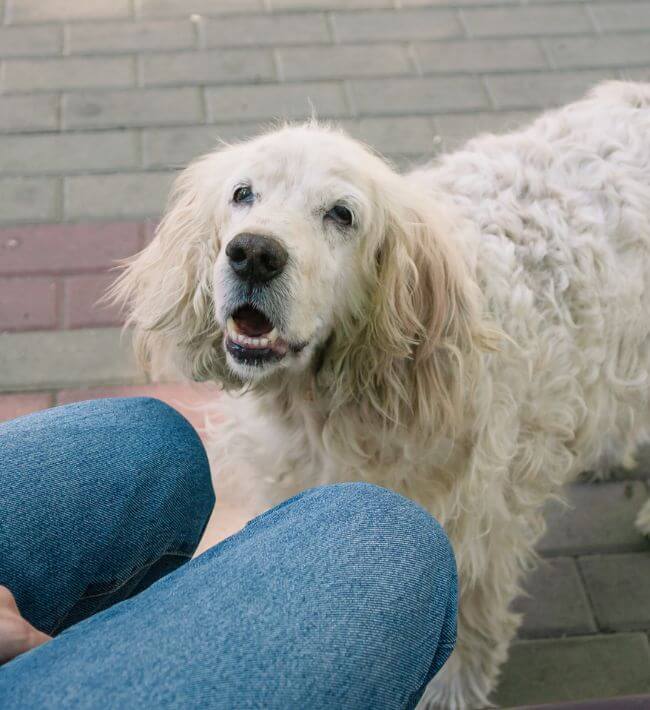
[0,397,214,635]
[0,482,457,710]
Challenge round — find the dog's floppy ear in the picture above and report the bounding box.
[110,152,233,384]
[322,183,497,438]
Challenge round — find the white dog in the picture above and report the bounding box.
[114,81,650,708]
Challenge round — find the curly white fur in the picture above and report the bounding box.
[113,81,650,709]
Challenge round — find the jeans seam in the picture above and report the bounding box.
[78,550,192,601]
[48,549,193,635]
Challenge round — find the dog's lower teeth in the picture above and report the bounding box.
[226,316,279,349]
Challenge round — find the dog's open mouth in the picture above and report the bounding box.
[225,305,289,365]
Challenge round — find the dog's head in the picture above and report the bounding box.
[114,124,493,430]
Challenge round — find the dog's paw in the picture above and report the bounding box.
[416,656,494,710]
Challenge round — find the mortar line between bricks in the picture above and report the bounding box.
[199,86,208,124]
[0,37,620,62]
[585,2,603,34]
[0,109,537,140]
[2,65,631,100]
[61,23,70,56]
[0,73,644,139]
[573,554,605,633]
[135,54,143,88]
[341,80,357,119]
[4,27,650,60]
[480,75,498,111]
[539,38,556,71]
[58,275,67,329]
[55,176,64,221]
[54,91,62,130]
[134,128,144,170]
[1,2,640,26]
[457,8,471,39]
[405,41,422,77]
[274,50,287,83]
[324,11,337,44]
[193,15,206,51]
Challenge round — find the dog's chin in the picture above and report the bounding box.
[222,303,309,381]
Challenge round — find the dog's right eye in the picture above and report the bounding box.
[233,185,254,204]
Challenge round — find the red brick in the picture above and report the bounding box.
[143,218,159,244]
[63,272,124,328]
[0,221,143,276]
[0,275,58,331]
[56,382,220,434]
[0,392,53,423]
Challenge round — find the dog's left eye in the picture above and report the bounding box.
[325,204,353,228]
[233,185,254,204]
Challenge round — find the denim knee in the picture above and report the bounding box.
[294,482,456,572]
[213,481,457,707]
[107,397,213,509]
[0,396,215,633]
[62,396,214,527]
[307,483,458,699]
[263,481,457,632]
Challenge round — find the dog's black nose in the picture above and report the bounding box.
[226,233,288,285]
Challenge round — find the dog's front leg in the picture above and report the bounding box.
[417,522,531,709]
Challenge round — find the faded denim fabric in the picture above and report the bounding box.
[0,398,456,709]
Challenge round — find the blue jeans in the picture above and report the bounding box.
[0,398,457,709]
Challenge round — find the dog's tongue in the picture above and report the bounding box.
[233,306,273,337]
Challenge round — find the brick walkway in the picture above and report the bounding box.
[1,0,649,705]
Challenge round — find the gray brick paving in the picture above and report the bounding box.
[62,88,203,130]
[272,0,392,8]
[343,115,438,157]
[203,14,331,48]
[135,0,265,17]
[205,81,349,122]
[0,329,144,390]
[538,481,650,556]
[277,44,413,81]
[140,49,276,87]
[5,0,131,23]
[142,126,223,168]
[513,557,597,639]
[415,38,548,74]
[3,56,136,93]
[0,94,59,133]
[461,5,595,38]
[350,76,490,115]
[433,110,536,149]
[1,2,650,705]
[486,70,617,110]
[331,9,463,42]
[142,124,261,168]
[65,19,197,55]
[64,172,174,220]
[0,177,59,223]
[545,34,650,70]
[623,67,650,82]
[0,25,62,57]
[0,131,139,175]
[578,553,650,632]
[591,1,650,33]
[495,634,650,706]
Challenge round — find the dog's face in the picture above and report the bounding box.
[209,126,383,381]
[116,122,488,428]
